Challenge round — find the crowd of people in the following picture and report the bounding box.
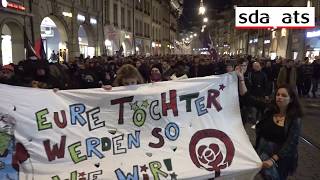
[1,53,320,180]
[1,54,319,94]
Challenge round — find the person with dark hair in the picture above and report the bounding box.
[170,61,188,80]
[300,58,313,97]
[136,60,150,83]
[161,60,174,81]
[311,58,320,98]
[277,60,297,89]
[149,64,162,83]
[225,62,234,73]
[263,60,275,96]
[31,62,60,89]
[236,65,303,180]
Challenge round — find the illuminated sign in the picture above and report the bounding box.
[2,0,26,11]
[77,14,85,22]
[62,12,72,17]
[90,18,97,25]
[306,30,320,38]
[2,0,8,7]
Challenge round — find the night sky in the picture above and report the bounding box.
[179,0,233,31]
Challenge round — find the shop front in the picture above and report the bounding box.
[120,31,133,56]
[305,29,320,63]
[104,25,120,56]
[40,16,69,62]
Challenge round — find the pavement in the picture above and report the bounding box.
[244,96,320,180]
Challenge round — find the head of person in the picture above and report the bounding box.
[88,60,95,68]
[237,58,248,73]
[225,63,234,73]
[150,65,162,82]
[193,57,200,65]
[135,60,142,68]
[266,60,272,68]
[0,65,15,80]
[113,64,144,86]
[274,84,303,117]
[34,62,48,77]
[285,59,294,68]
[199,58,206,66]
[162,60,170,70]
[174,61,186,77]
[252,61,262,72]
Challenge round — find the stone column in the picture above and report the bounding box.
[286,29,293,59]
[296,30,306,61]
[68,8,80,61]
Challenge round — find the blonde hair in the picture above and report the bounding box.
[113,64,145,86]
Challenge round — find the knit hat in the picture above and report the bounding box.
[2,64,14,72]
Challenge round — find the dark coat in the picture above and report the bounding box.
[242,94,301,175]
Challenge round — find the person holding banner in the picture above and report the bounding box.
[102,64,145,90]
[236,66,303,180]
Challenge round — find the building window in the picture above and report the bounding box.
[272,31,276,39]
[136,0,143,11]
[104,0,110,24]
[140,21,143,36]
[127,10,131,31]
[140,0,143,10]
[135,19,138,35]
[113,4,118,27]
[152,6,155,20]
[121,7,125,29]
[92,0,97,10]
[144,0,147,13]
[80,0,86,7]
[281,28,287,37]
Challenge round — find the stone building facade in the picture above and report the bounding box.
[0,0,104,64]
[0,0,182,65]
[210,0,319,61]
[103,0,182,56]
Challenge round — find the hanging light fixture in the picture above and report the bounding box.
[307,0,312,7]
[203,17,208,23]
[199,0,206,15]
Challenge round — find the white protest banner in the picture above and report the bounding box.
[0,73,261,180]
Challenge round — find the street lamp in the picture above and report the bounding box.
[199,0,206,15]
[190,35,193,38]
[203,17,208,23]
[194,33,197,37]
[307,0,312,7]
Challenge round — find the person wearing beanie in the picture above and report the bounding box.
[0,64,20,86]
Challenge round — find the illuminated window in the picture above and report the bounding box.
[281,28,287,37]
[272,31,276,39]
